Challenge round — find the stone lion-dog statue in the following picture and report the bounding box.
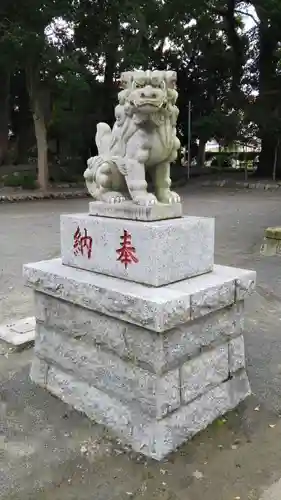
[84,70,181,206]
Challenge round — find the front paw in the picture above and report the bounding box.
[133,193,158,206]
[157,190,181,204]
[101,191,127,204]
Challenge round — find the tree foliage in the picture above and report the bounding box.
[1,0,281,185]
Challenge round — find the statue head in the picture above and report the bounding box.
[118,70,178,114]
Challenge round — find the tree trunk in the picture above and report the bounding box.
[26,66,48,190]
[0,71,10,165]
[256,15,280,177]
[272,140,280,181]
[222,0,245,103]
[101,13,120,125]
[34,109,48,189]
[103,50,117,124]
[197,139,207,167]
[258,135,277,177]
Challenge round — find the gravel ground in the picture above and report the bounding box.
[2,185,281,499]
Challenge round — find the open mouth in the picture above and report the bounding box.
[134,100,163,109]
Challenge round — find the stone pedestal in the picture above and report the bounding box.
[260,226,281,256]
[24,202,256,460]
[60,213,214,286]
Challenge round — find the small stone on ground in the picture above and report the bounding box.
[0,316,35,346]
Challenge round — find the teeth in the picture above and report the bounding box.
[133,100,163,108]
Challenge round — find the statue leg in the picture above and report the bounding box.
[125,135,157,206]
[154,161,181,204]
[154,134,181,204]
[125,159,158,205]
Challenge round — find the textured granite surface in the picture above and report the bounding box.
[30,356,251,460]
[34,292,244,373]
[60,213,215,286]
[24,258,256,332]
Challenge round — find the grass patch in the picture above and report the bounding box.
[2,172,38,190]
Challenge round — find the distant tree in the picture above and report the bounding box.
[2,0,281,185]
[0,0,75,188]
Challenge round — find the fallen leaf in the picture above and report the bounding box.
[217,418,227,426]
[192,470,204,480]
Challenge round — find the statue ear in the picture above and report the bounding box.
[119,71,133,89]
[165,71,177,89]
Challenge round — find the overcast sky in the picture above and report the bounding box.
[243,4,258,31]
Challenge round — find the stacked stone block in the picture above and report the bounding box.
[24,207,255,460]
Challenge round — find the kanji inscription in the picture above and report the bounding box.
[116,230,139,269]
[73,226,93,259]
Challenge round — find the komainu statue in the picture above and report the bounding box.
[84,70,181,206]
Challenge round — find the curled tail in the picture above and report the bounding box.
[95,122,112,155]
[84,156,103,198]
[84,122,113,199]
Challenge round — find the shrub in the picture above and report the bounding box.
[2,172,38,190]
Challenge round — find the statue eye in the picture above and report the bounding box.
[134,81,144,88]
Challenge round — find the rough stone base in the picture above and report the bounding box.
[260,227,281,256]
[260,237,281,256]
[28,280,252,460]
[31,356,250,460]
[25,258,255,460]
[23,258,256,332]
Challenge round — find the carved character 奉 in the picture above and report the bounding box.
[84,70,181,206]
